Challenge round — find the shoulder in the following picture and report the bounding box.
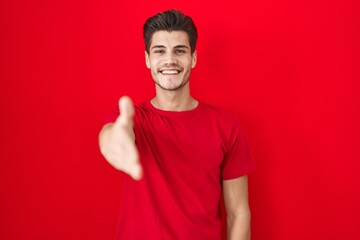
[135,101,151,112]
[133,101,153,119]
[199,101,240,125]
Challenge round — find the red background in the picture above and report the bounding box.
[1,0,359,239]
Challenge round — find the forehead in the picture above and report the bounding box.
[150,30,190,48]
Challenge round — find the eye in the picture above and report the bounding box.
[175,49,186,54]
[154,49,165,54]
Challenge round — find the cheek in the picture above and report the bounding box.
[184,59,193,69]
[184,56,193,65]
[148,61,157,71]
[150,58,162,68]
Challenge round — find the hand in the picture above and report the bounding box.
[104,96,142,180]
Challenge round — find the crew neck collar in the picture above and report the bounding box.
[145,100,202,116]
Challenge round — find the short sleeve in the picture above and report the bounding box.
[220,120,256,180]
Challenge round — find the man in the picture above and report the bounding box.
[99,9,255,240]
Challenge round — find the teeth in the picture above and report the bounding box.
[161,70,179,74]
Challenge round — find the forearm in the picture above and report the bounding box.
[226,209,251,240]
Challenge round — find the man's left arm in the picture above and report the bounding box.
[223,175,251,240]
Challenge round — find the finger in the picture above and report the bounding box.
[119,96,134,118]
[122,160,143,181]
[119,96,134,124]
[129,163,143,180]
[118,149,142,180]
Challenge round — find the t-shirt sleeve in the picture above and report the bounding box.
[221,119,256,180]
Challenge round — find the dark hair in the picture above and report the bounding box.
[143,9,198,54]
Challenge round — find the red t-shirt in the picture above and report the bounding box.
[106,100,255,240]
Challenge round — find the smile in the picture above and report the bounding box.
[159,69,181,75]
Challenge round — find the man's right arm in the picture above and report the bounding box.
[98,96,142,180]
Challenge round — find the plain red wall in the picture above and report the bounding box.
[1,0,359,239]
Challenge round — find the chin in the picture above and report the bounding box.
[156,80,189,92]
[159,84,182,91]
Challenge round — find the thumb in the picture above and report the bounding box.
[117,96,134,126]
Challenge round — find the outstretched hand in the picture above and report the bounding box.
[104,96,142,180]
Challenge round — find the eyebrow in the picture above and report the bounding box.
[151,45,189,50]
[151,45,166,49]
[174,45,189,49]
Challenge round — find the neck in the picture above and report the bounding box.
[151,85,198,111]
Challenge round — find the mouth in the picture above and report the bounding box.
[159,69,182,75]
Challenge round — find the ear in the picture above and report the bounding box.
[191,50,197,68]
[145,50,150,69]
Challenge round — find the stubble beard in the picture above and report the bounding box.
[152,68,190,92]
[152,77,190,91]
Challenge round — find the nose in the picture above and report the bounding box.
[164,52,178,66]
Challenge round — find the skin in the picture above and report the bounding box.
[145,30,198,111]
[223,176,251,240]
[98,30,251,240]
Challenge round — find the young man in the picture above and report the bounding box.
[99,9,255,240]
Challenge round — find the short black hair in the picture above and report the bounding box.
[143,9,198,54]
